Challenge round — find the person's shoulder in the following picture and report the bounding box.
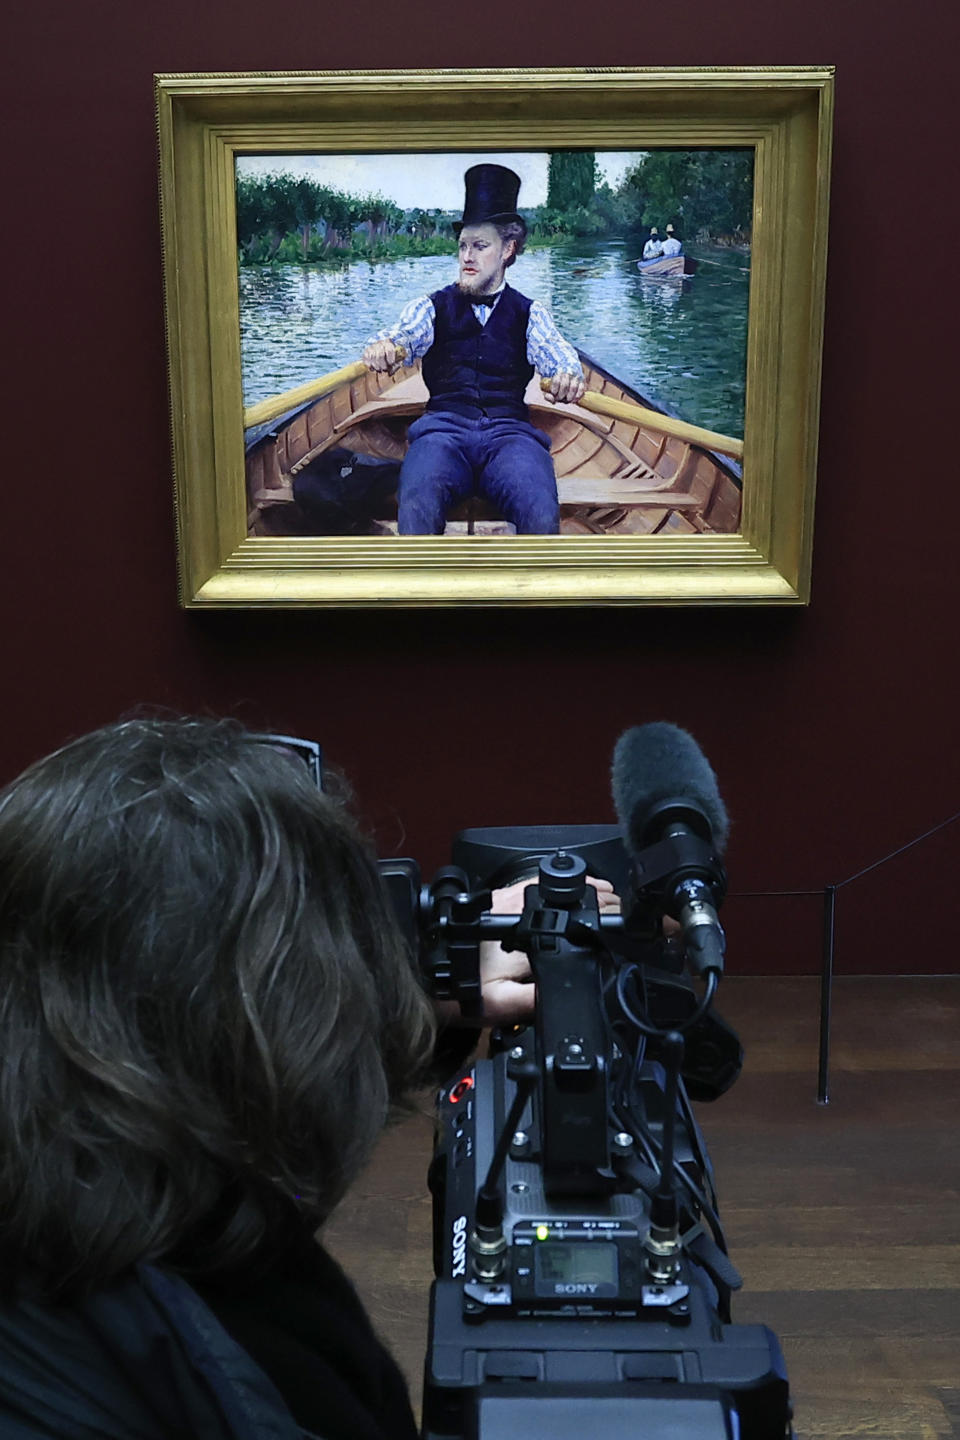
[526,295,562,325]
[398,290,435,309]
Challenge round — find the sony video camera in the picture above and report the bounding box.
[381,725,792,1440]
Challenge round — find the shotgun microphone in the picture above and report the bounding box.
[611,723,728,975]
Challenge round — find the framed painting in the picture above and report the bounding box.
[155,67,833,607]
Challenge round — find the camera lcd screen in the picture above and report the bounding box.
[534,1242,618,1287]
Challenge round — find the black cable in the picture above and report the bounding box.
[609,1016,659,1171]
[616,963,662,1035]
[675,1080,720,1217]
[604,939,728,1247]
[611,1097,725,1249]
[615,962,718,1035]
[618,964,721,1214]
[611,1091,660,1173]
[609,1025,727,1251]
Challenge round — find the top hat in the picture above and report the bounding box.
[455,164,524,232]
[665,224,675,234]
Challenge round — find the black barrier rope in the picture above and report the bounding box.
[723,809,960,1105]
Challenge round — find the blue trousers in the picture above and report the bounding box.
[397,413,559,535]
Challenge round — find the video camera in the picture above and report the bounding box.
[381,725,793,1440]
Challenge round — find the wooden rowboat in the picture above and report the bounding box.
[245,352,741,537]
[636,255,698,278]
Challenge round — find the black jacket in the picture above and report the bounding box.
[0,1235,417,1440]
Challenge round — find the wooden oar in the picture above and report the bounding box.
[540,379,744,461]
[245,354,743,462]
[243,349,406,430]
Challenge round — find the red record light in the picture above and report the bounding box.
[448,1076,475,1104]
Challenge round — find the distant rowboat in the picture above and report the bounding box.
[636,254,699,278]
[245,350,741,538]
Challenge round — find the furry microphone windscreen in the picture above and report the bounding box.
[611,723,730,855]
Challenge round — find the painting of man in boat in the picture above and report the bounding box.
[239,148,753,538]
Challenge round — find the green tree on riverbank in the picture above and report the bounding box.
[533,149,751,242]
[236,173,425,264]
[546,153,598,210]
[616,151,753,242]
[536,152,608,237]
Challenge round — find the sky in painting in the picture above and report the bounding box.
[235,152,644,208]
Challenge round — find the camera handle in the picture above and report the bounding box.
[502,851,616,1197]
[421,867,491,1019]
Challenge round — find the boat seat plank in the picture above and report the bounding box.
[558,478,698,506]
[252,474,698,513]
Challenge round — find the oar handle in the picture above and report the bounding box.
[244,347,407,431]
[539,378,744,461]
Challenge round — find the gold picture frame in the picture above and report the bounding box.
[156,67,833,608]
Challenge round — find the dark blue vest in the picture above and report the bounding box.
[422,283,534,421]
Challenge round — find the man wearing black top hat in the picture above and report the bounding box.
[363,163,585,535]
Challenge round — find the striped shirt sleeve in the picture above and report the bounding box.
[367,294,436,365]
[526,300,583,379]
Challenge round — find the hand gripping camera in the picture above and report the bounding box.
[383,726,793,1440]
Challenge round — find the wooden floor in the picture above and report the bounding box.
[324,977,960,1438]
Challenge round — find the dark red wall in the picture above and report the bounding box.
[4,2,958,975]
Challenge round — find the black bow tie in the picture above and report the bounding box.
[470,292,500,308]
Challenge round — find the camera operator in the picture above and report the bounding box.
[0,716,568,1440]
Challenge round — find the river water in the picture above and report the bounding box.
[238,237,750,438]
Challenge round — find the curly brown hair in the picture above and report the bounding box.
[0,717,435,1300]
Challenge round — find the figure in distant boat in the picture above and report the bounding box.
[641,227,663,260]
[661,224,683,257]
[636,222,697,278]
[362,164,584,535]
